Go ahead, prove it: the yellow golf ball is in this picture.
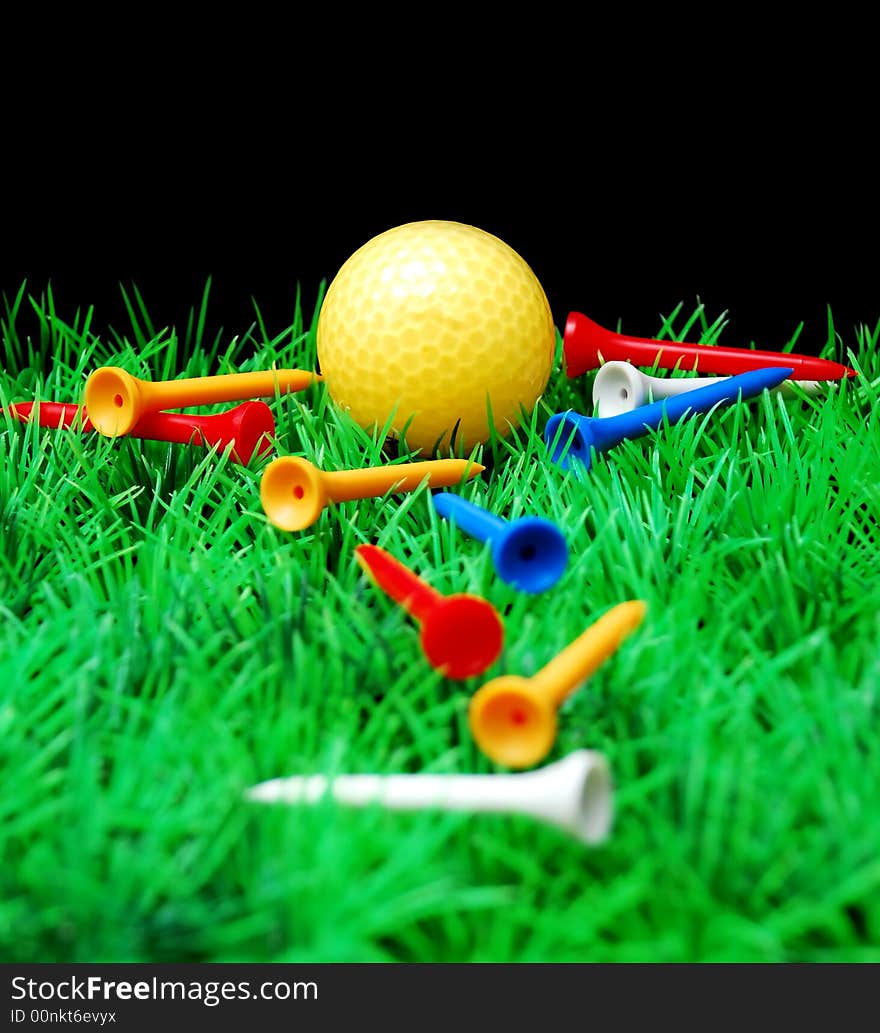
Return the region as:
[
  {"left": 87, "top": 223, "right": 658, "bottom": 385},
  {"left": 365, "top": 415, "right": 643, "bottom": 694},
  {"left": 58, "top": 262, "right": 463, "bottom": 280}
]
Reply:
[{"left": 316, "top": 220, "right": 556, "bottom": 453}]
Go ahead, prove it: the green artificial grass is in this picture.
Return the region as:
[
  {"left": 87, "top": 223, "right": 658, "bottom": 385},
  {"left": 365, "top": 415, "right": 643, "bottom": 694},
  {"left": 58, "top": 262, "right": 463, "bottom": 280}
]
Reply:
[{"left": 1, "top": 281, "right": 879, "bottom": 963}]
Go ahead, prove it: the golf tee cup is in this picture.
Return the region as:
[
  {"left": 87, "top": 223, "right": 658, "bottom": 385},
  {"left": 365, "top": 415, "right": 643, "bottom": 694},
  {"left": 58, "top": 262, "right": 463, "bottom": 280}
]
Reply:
[
  {"left": 354, "top": 544, "right": 503, "bottom": 679},
  {"left": 468, "top": 600, "right": 647, "bottom": 768},
  {"left": 247, "top": 749, "right": 614, "bottom": 845},
  {"left": 85, "top": 366, "right": 320, "bottom": 437},
  {"left": 260, "top": 456, "right": 485, "bottom": 531},
  {"left": 593, "top": 361, "right": 821, "bottom": 418}
]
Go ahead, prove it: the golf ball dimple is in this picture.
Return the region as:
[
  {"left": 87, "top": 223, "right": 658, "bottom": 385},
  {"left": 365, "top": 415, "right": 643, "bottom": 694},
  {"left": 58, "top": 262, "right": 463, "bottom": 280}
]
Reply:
[{"left": 317, "top": 220, "right": 556, "bottom": 453}]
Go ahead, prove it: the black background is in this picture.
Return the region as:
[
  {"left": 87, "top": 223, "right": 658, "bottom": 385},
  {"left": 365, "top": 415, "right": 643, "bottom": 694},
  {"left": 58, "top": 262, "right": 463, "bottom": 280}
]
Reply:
[
  {"left": 4, "top": 147, "right": 877, "bottom": 358},
  {"left": 3, "top": 32, "right": 877, "bottom": 363}
]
